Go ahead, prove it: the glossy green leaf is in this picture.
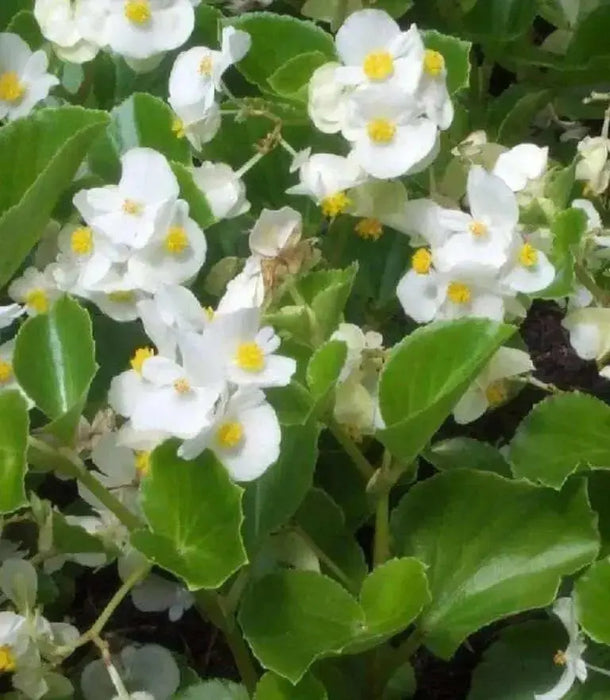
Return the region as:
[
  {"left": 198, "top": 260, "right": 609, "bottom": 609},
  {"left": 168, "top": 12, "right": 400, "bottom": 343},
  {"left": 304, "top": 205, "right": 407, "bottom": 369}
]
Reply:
[
  {"left": 575, "top": 557, "right": 610, "bottom": 644},
  {"left": 52, "top": 511, "right": 108, "bottom": 557},
  {"left": 239, "top": 570, "right": 364, "bottom": 683},
  {"left": 265, "top": 381, "right": 314, "bottom": 426},
  {"left": 0, "top": 107, "right": 109, "bottom": 287},
  {"left": 171, "top": 161, "right": 216, "bottom": 230},
  {"left": 0, "top": 0, "right": 32, "bottom": 28},
  {"left": 13, "top": 297, "right": 97, "bottom": 444},
  {"left": 509, "top": 393, "right": 610, "bottom": 488},
  {"left": 268, "top": 51, "right": 329, "bottom": 101},
  {"left": 242, "top": 421, "right": 319, "bottom": 554},
  {"left": 131, "top": 441, "right": 247, "bottom": 590},
  {"left": 391, "top": 470, "right": 599, "bottom": 658},
  {"left": 496, "top": 88, "right": 553, "bottom": 146},
  {"left": 6, "top": 10, "right": 43, "bottom": 47},
  {"left": 423, "top": 30, "right": 471, "bottom": 95},
  {"left": 425, "top": 437, "right": 512, "bottom": 477},
  {"left": 378, "top": 319, "right": 514, "bottom": 463},
  {"left": 567, "top": 5, "right": 610, "bottom": 63},
  {"left": 0, "top": 391, "right": 28, "bottom": 513},
  {"left": 229, "top": 13, "right": 335, "bottom": 92},
  {"left": 460, "top": 0, "right": 538, "bottom": 40},
  {"left": 255, "top": 672, "right": 327, "bottom": 699},
  {"left": 588, "top": 471, "right": 610, "bottom": 558},
  {"left": 175, "top": 680, "right": 249, "bottom": 699},
  {"left": 295, "top": 488, "right": 367, "bottom": 593},
  {"left": 306, "top": 340, "right": 347, "bottom": 411},
  {"left": 539, "top": 207, "right": 587, "bottom": 298},
  {"left": 383, "top": 663, "right": 416, "bottom": 700}
]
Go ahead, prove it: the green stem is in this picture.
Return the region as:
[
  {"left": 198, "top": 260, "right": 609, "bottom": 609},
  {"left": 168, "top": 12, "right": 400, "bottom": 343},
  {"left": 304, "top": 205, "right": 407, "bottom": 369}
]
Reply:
[
  {"left": 294, "top": 526, "right": 358, "bottom": 594},
  {"left": 195, "top": 591, "right": 259, "bottom": 694},
  {"left": 575, "top": 263, "right": 610, "bottom": 306},
  {"left": 327, "top": 418, "right": 375, "bottom": 481},
  {"left": 28, "top": 437, "right": 141, "bottom": 532},
  {"left": 373, "top": 451, "right": 392, "bottom": 568}
]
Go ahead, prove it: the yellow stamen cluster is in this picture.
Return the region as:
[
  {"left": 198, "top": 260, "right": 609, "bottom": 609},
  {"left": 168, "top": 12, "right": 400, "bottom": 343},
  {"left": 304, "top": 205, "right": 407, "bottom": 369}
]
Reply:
[
  {"left": 124, "top": 0, "right": 151, "bottom": 24},
  {"left": 130, "top": 346, "right": 155, "bottom": 374},
  {"left": 355, "top": 218, "right": 383, "bottom": 240},
  {"left": 0, "top": 645, "right": 15, "bottom": 673},
  {"left": 485, "top": 381, "right": 506, "bottom": 407},
  {"left": 71, "top": 226, "right": 94, "bottom": 256},
  {"left": 172, "top": 117, "right": 185, "bottom": 139},
  {"left": 25, "top": 289, "right": 49, "bottom": 314},
  {"left": 0, "top": 72, "right": 25, "bottom": 103},
  {"left": 122, "top": 199, "right": 142, "bottom": 215},
  {"left": 553, "top": 650, "right": 567, "bottom": 667},
  {"left": 321, "top": 192, "right": 351, "bottom": 218},
  {"left": 412, "top": 248, "right": 432, "bottom": 275},
  {"left": 164, "top": 226, "right": 189, "bottom": 254},
  {"left": 173, "top": 378, "right": 191, "bottom": 394},
  {"left": 447, "top": 282, "right": 471, "bottom": 304},
  {"left": 108, "top": 290, "right": 135, "bottom": 303},
  {"left": 0, "top": 360, "right": 12, "bottom": 385},
  {"left": 235, "top": 342, "right": 265, "bottom": 372},
  {"left": 199, "top": 55, "right": 213, "bottom": 76},
  {"left": 216, "top": 421, "right": 244, "bottom": 449},
  {"left": 519, "top": 242, "right": 538, "bottom": 268},
  {"left": 363, "top": 51, "right": 394, "bottom": 81},
  {"left": 469, "top": 220, "right": 487, "bottom": 237},
  {"left": 134, "top": 451, "right": 151, "bottom": 477},
  {"left": 423, "top": 49, "right": 445, "bottom": 77},
  {"left": 367, "top": 118, "right": 396, "bottom": 143}
]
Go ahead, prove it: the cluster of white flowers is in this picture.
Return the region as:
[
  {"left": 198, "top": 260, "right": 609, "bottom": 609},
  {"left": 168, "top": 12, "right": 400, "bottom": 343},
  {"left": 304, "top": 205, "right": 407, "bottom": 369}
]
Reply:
[{"left": 396, "top": 162, "right": 556, "bottom": 325}]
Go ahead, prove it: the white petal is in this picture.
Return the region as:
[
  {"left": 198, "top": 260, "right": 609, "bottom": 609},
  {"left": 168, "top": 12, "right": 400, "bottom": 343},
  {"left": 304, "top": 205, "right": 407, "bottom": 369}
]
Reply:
[
  {"left": 468, "top": 165, "right": 519, "bottom": 231},
  {"left": 335, "top": 9, "right": 401, "bottom": 65},
  {"left": 396, "top": 269, "right": 444, "bottom": 323},
  {"left": 534, "top": 666, "right": 577, "bottom": 700},
  {"left": 453, "top": 387, "right": 488, "bottom": 424}
]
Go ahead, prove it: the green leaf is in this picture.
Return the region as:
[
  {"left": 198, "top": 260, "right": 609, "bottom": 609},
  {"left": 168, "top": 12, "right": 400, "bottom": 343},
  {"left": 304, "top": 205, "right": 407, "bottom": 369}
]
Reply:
[
  {"left": 268, "top": 51, "right": 329, "bottom": 101},
  {"left": 175, "top": 680, "right": 249, "bottom": 699},
  {"left": 13, "top": 297, "right": 97, "bottom": 444},
  {"left": 425, "top": 437, "right": 512, "bottom": 477},
  {"left": 350, "top": 558, "right": 430, "bottom": 652},
  {"left": 0, "top": 0, "right": 32, "bottom": 28},
  {"left": 377, "top": 319, "right": 514, "bottom": 463},
  {"left": 575, "top": 557, "right": 610, "bottom": 644},
  {"left": 460, "top": 0, "right": 538, "bottom": 40},
  {"left": 242, "top": 421, "right": 320, "bottom": 554},
  {"left": 229, "top": 13, "right": 335, "bottom": 92},
  {"left": 6, "top": 10, "right": 43, "bottom": 47},
  {"left": 295, "top": 488, "right": 367, "bottom": 593},
  {"left": 0, "top": 107, "right": 109, "bottom": 287},
  {"left": 0, "top": 391, "right": 28, "bottom": 513},
  {"left": 306, "top": 340, "right": 347, "bottom": 413},
  {"left": 567, "top": 5, "right": 610, "bottom": 63},
  {"left": 509, "top": 393, "right": 610, "bottom": 489},
  {"left": 545, "top": 162, "right": 576, "bottom": 211},
  {"left": 265, "top": 381, "right": 314, "bottom": 426},
  {"left": 255, "top": 672, "right": 327, "bottom": 699},
  {"left": 423, "top": 30, "right": 471, "bottom": 95},
  {"left": 588, "top": 471, "right": 610, "bottom": 558},
  {"left": 239, "top": 570, "right": 364, "bottom": 684},
  {"left": 539, "top": 206, "right": 586, "bottom": 298},
  {"left": 52, "top": 512, "right": 108, "bottom": 556},
  {"left": 383, "top": 663, "right": 416, "bottom": 700},
  {"left": 131, "top": 441, "right": 247, "bottom": 590},
  {"left": 171, "top": 161, "right": 216, "bottom": 230},
  {"left": 192, "top": 4, "right": 223, "bottom": 47},
  {"left": 496, "top": 88, "right": 553, "bottom": 146},
  {"left": 391, "top": 470, "right": 599, "bottom": 658}
]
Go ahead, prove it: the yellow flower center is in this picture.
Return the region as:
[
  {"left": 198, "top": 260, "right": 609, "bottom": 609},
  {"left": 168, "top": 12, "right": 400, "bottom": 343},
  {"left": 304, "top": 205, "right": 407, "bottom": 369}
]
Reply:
[
  {"left": 124, "top": 0, "right": 151, "bottom": 24},
  {"left": 164, "top": 226, "right": 189, "bottom": 255},
  {"left": 424, "top": 49, "right": 445, "bottom": 77},
  {"left": 554, "top": 650, "right": 567, "bottom": 667},
  {"left": 367, "top": 118, "right": 396, "bottom": 143},
  {"left": 25, "top": 289, "right": 49, "bottom": 314},
  {"left": 172, "top": 117, "right": 185, "bottom": 139},
  {"left": 130, "top": 346, "right": 155, "bottom": 374},
  {"left": 70, "top": 226, "right": 93, "bottom": 255},
  {"left": 485, "top": 381, "right": 506, "bottom": 407},
  {"left": 216, "top": 421, "right": 244, "bottom": 449},
  {"left": 122, "top": 199, "right": 142, "bottom": 215},
  {"left": 363, "top": 51, "right": 394, "bottom": 81},
  {"left": 108, "top": 291, "right": 135, "bottom": 303},
  {"left": 321, "top": 192, "right": 351, "bottom": 218},
  {"left": 203, "top": 306, "right": 215, "bottom": 320},
  {"left": 199, "top": 55, "right": 213, "bottom": 76},
  {"left": 469, "top": 220, "right": 488, "bottom": 237},
  {"left": 412, "top": 248, "right": 432, "bottom": 275},
  {"left": 355, "top": 218, "right": 383, "bottom": 240},
  {"left": 0, "top": 360, "right": 12, "bottom": 385},
  {"left": 0, "top": 645, "right": 16, "bottom": 673},
  {"left": 235, "top": 342, "right": 265, "bottom": 372},
  {"left": 447, "top": 282, "right": 471, "bottom": 304},
  {"left": 519, "top": 242, "right": 538, "bottom": 267},
  {"left": 0, "top": 72, "right": 25, "bottom": 103},
  {"left": 134, "top": 450, "right": 151, "bottom": 477},
  {"left": 173, "top": 378, "right": 192, "bottom": 394}
]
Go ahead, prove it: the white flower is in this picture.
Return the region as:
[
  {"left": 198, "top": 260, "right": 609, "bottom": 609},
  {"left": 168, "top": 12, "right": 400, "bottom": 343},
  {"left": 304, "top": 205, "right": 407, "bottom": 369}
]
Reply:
[
  {"left": 190, "top": 162, "right": 250, "bottom": 220},
  {"left": 575, "top": 136, "right": 610, "bottom": 194},
  {"left": 87, "top": 288, "right": 150, "bottom": 323},
  {"left": 342, "top": 86, "right": 439, "bottom": 178},
  {"left": 452, "top": 347, "right": 533, "bottom": 424},
  {"left": 78, "top": 0, "right": 195, "bottom": 60},
  {"left": 8, "top": 266, "right": 60, "bottom": 316},
  {"left": 500, "top": 240, "right": 555, "bottom": 295},
  {"left": 0, "top": 303, "right": 24, "bottom": 329},
  {"left": 169, "top": 26, "right": 251, "bottom": 114},
  {"left": 286, "top": 152, "right": 365, "bottom": 217},
  {"left": 249, "top": 206, "right": 302, "bottom": 258},
  {"left": 74, "top": 148, "right": 179, "bottom": 249},
  {"left": 308, "top": 62, "right": 350, "bottom": 134},
  {"left": 331, "top": 322, "right": 382, "bottom": 381},
  {"left": 0, "top": 340, "right": 34, "bottom": 409},
  {"left": 0, "top": 33, "right": 59, "bottom": 121},
  {"left": 562, "top": 307, "right": 610, "bottom": 371},
  {"left": 334, "top": 11, "right": 423, "bottom": 92},
  {"left": 205, "top": 307, "right": 296, "bottom": 388},
  {"left": 216, "top": 255, "right": 265, "bottom": 314},
  {"left": 394, "top": 198, "right": 454, "bottom": 247},
  {"left": 130, "top": 573, "right": 194, "bottom": 621},
  {"left": 179, "top": 387, "right": 281, "bottom": 480},
  {"left": 34, "top": 0, "right": 100, "bottom": 63},
  {"left": 492, "top": 143, "right": 549, "bottom": 193},
  {"left": 535, "top": 597, "right": 587, "bottom": 700},
  {"left": 172, "top": 101, "right": 221, "bottom": 152}
]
